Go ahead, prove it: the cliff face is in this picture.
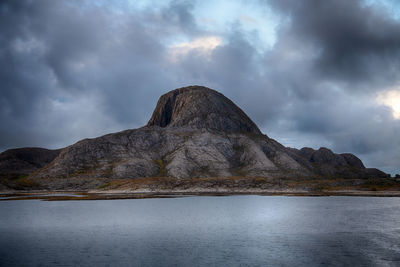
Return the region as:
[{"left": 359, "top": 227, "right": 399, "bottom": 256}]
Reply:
[
  {"left": 0, "top": 86, "right": 388, "bottom": 189},
  {"left": 147, "top": 86, "right": 261, "bottom": 134}
]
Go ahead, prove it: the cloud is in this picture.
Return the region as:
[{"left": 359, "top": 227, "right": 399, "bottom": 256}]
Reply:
[
  {"left": 239, "top": 15, "right": 258, "bottom": 24},
  {"left": 377, "top": 89, "right": 400, "bottom": 119},
  {"left": 267, "top": 0, "right": 400, "bottom": 89},
  {"left": 168, "top": 36, "right": 222, "bottom": 61}
]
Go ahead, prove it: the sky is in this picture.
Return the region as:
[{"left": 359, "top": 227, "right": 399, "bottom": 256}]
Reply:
[{"left": 1, "top": 0, "right": 400, "bottom": 174}]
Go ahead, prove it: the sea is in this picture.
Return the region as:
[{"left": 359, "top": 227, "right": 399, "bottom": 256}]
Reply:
[{"left": 1, "top": 195, "right": 400, "bottom": 266}]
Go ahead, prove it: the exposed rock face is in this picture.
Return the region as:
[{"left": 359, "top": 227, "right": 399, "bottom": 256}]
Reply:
[
  {"left": 0, "top": 148, "right": 61, "bottom": 179},
  {"left": 147, "top": 86, "right": 261, "bottom": 134},
  {"left": 32, "top": 127, "right": 307, "bottom": 180},
  {"left": 0, "top": 86, "right": 388, "bottom": 189}
]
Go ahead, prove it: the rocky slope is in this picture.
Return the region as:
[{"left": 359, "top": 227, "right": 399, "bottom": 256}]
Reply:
[{"left": 0, "top": 86, "right": 389, "bottom": 190}]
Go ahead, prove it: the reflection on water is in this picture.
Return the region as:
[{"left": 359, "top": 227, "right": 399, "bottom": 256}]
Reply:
[{"left": 0, "top": 196, "right": 400, "bottom": 266}]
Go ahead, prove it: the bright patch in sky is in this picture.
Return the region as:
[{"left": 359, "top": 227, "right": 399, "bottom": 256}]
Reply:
[
  {"left": 364, "top": 0, "right": 400, "bottom": 20},
  {"left": 168, "top": 36, "right": 222, "bottom": 61},
  {"left": 377, "top": 89, "right": 400, "bottom": 119}
]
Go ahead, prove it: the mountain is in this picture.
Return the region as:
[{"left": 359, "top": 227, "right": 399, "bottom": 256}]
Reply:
[{"left": 0, "top": 86, "right": 389, "bottom": 191}]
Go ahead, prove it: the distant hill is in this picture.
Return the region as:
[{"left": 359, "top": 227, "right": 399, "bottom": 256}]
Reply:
[{"left": 0, "top": 147, "right": 60, "bottom": 179}]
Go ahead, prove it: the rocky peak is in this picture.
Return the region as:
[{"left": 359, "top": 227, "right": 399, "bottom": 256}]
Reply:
[{"left": 147, "top": 86, "right": 261, "bottom": 134}]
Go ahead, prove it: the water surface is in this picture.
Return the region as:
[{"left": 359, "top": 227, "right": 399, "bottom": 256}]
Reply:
[{"left": 1, "top": 196, "right": 400, "bottom": 266}]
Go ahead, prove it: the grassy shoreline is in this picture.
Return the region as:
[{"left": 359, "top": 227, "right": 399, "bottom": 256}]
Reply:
[{"left": 2, "top": 189, "right": 400, "bottom": 201}]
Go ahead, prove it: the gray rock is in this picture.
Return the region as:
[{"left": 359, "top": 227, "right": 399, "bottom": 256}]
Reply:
[{"left": 147, "top": 86, "right": 261, "bottom": 134}]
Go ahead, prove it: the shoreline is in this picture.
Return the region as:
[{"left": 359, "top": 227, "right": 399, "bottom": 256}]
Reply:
[{"left": 2, "top": 189, "right": 400, "bottom": 201}]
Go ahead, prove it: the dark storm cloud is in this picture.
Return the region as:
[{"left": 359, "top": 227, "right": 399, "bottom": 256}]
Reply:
[
  {"left": 267, "top": 0, "right": 400, "bottom": 87},
  {"left": 162, "top": 0, "right": 197, "bottom": 32},
  {"left": 0, "top": 0, "right": 191, "bottom": 149},
  {"left": 0, "top": 1, "right": 58, "bottom": 144}
]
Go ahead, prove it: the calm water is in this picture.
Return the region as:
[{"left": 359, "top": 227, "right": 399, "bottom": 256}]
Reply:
[{"left": 1, "top": 196, "right": 400, "bottom": 266}]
